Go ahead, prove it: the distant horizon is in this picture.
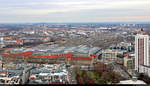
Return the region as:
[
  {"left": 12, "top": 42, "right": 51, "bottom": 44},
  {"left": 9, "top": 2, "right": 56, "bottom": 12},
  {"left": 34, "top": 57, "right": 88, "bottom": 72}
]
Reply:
[{"left": 0, "top": 21, "right": 150, "bottom": 24}]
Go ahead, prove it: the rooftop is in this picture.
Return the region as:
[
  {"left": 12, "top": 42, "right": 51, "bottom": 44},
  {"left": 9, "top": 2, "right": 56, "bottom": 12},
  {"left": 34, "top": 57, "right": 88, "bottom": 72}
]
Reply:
[
  {"left": 29, "top": 64, "right": 68, "bottom": 84},
  {"left": 9, "top": 44, "right": 102, "bottom": 56},
  {"left": 119, "top": 80, "right": 146, "bottom": 84}
]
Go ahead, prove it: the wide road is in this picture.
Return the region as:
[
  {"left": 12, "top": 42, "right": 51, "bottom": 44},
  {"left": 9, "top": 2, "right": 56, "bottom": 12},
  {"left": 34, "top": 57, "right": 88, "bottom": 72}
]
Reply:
[
  {"left": 112, "top": 62, "right": 131, "bottom": 79},
  {"left": 99, "top": 57, "right": 131, "bottom": 79}
]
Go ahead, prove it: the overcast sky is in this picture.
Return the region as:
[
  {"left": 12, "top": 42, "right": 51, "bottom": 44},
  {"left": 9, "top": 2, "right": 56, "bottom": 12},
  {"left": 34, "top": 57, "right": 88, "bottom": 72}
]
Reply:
[{"left": 0, "top": 0, "right": 150, "bottom": 23}]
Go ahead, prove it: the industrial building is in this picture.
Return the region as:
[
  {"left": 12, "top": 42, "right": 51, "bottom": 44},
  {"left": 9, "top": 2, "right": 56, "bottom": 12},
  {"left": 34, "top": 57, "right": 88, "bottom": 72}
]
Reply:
[
  {"left": 2, "top": 45, "right": 102, "bottom": 66},
  {"left": 21, "top": 37, "right": 42, "bottom": 44}
]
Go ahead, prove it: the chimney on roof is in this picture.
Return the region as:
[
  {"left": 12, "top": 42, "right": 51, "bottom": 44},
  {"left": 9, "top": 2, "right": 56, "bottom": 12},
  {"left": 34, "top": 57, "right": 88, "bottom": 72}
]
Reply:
[
  {"left": 138, "top": 27, "right": 147, "bottom": 35},
  {"left": 141, "top": 27, "right": 144, "bottom": 32}
]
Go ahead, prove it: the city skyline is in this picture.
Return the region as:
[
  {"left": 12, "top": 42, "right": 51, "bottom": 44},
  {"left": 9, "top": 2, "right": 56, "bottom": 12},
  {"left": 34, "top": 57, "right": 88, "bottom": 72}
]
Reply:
[{"left": 0, "top": 0, "right": 150, "bottom": 23}]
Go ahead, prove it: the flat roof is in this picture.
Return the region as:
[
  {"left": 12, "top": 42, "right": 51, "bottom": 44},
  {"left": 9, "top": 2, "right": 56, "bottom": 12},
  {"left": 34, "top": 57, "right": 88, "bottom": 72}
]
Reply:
[
  {"left": 10, "top": 45, "right": 102, "bottom": 55},
  {"left": 119, "top": 80, "right": 146, "bottom": 84}
]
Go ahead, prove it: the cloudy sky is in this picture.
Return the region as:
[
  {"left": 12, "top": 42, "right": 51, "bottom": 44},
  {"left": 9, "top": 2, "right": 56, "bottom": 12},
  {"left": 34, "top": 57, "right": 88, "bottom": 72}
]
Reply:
[{"left": 0, "top": 0, "right": 150, "bottom": 23}]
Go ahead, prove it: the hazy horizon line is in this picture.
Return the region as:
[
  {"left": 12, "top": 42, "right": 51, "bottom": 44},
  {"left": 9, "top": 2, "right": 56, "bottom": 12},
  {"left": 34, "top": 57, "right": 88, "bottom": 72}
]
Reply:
[{"left": 0, "top": 21, "right": 150, "bottom": 24}]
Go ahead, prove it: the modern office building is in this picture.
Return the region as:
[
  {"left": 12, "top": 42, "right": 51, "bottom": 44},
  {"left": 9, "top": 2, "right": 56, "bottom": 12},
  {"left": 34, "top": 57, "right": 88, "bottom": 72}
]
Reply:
[{"left": 135, "top": 30, "right": 149, "bottom": 73}]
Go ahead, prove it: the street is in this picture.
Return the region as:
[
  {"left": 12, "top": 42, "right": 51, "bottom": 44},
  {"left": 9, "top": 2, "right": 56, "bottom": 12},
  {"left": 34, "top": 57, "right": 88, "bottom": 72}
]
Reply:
[
  {"left": 112, "top": 62, "right": 131, "bottom": 79},
  {"left": 100, "top": 57, "right": 131, "bottom": 79},
  {"left": 67, "top": 65, "right": 77, "bottom": 84}
]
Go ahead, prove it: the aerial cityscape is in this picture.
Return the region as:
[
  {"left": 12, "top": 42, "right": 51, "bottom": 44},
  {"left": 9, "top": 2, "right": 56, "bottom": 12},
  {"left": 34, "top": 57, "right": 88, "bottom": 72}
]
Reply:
[{"left": 0, "top": 0, "right": 150, "bottom": 85}]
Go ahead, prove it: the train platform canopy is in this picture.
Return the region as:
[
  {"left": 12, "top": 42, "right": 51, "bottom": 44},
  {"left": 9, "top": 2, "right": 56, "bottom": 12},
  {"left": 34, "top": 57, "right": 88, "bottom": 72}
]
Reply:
[{"left": 9, "top": 45, "right": 102, "bottom": 56}]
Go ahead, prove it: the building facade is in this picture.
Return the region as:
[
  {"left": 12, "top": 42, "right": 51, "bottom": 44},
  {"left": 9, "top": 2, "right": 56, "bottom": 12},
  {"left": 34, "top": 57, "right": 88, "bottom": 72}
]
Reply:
[{"left": 135, "top": 33, "right": 149, "bottom": 73}]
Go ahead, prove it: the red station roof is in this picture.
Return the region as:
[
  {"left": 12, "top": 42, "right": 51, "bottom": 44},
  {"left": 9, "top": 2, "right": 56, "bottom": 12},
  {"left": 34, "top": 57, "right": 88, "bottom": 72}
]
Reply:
[
  {"left": 142, "top": 33, "right": 148, "bottom": 35},
  {"left": 3, "top": 54, "right": 16, "bottom": 57},
  {"left": 3, "top": 52, "right": 94, "bottom": 60},
  {"left": 27, "top": 55, "right": 59, "bottom": 58}
]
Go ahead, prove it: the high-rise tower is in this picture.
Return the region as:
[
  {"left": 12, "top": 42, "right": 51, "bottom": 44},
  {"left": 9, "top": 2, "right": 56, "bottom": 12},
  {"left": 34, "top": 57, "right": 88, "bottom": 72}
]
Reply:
[{"left": 135, "top": 28, "right": 149, "bottom": 72}]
